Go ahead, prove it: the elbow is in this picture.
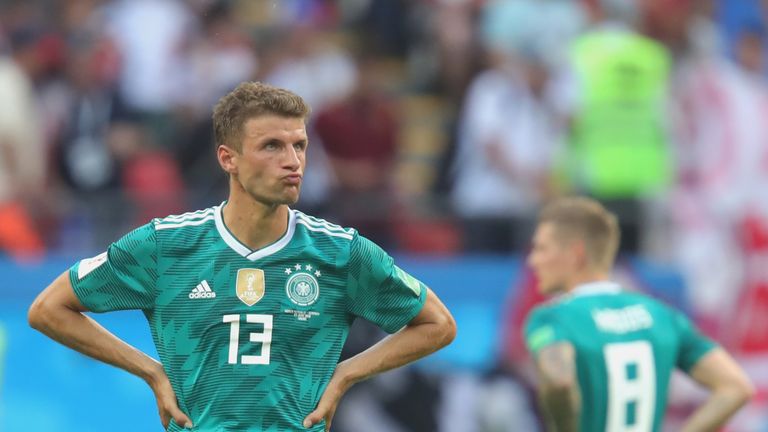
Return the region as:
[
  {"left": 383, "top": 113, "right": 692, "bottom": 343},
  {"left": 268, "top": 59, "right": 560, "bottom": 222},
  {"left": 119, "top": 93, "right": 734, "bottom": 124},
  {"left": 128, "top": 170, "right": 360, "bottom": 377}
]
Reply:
[
  {"left": 733, "top": 376, "right": 756, "bottom": 407},
  {"left": 432, "top": 308, "right": 457, "bottom": 349},
  {"left": 410, "top": 307, "right": 456, "bottom": 351},
  {"left": 28, "top": 296, "right": 46, "bottom": 331},
  {"left": 28, "top": 297, "right": 44, "bottom": 331},
  {"left": 28, "top": 294, "right": 53, "bottom": 332},
  {"left": 716, "top": 374, "right": 756, "bottom": 409}
]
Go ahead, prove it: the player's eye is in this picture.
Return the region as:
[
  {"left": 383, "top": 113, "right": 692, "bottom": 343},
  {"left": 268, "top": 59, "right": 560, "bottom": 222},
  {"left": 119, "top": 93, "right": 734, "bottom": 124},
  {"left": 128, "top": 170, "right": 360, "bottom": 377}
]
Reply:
[
  {"left": 264, "top": 141, "right": 280, "bottom": 150},
  {"left": 293, "top": 141, "right": 307, "bottom": 152}
]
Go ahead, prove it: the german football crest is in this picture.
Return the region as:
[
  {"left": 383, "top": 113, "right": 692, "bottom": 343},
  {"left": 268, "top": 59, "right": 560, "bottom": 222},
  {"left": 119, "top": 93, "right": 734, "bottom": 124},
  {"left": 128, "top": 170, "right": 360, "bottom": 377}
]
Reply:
[
  {"left": 236, "top": 269, "right": 265, "bottom": 306},
  {"left": 284, "top": 263, "right": 320, "bottom": 306}
]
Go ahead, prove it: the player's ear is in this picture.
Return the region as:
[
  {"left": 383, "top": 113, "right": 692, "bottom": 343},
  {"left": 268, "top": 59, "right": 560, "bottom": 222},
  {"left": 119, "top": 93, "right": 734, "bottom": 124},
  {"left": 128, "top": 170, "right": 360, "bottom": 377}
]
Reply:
[
  {"left": 572, "top": 239, "right": 588, "bottom": 268},
  {"left": 217, "top": 144, "right": 238, "bottom": 174}
]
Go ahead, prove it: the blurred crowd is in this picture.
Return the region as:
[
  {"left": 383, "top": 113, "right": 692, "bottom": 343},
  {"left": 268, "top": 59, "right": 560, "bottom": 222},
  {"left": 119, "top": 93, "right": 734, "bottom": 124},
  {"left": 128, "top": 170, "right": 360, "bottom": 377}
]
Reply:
[
  {"left": 4, "top": 0, "right": 768, "bottom": 430},
  {"left": 3, "top": 0, "right": 768, "bottom": 337}
]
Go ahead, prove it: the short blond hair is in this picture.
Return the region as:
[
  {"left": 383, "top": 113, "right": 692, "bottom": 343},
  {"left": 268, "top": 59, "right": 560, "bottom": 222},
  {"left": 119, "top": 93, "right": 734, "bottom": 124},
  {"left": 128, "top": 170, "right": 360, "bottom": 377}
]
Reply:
[
  {"left": 212, "top": 82, "right": 310, "bottom": 152},
  {"left": 538, "top": 196, "right": 620, "bottom": 271}
]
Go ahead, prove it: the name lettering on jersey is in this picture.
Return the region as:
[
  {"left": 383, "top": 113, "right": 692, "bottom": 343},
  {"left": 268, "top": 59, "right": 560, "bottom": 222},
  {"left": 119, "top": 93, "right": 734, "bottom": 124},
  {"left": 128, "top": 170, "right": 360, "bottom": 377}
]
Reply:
[
  {"left": 236, "top": 269, "right": 266, "bottom": 306},
  {"left": 592, "top": 305, "right": 654, "bottom": 334}
]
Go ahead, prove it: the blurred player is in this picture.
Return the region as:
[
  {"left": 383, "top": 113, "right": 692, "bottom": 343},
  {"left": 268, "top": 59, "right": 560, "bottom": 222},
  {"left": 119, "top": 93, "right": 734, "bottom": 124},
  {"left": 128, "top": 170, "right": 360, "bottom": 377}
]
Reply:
[
  {"left": 524, "top": 196, "right": 752, "bottom": 431},
  {"left": 28, "top": 82, "right": 456, "bottom": 431}
]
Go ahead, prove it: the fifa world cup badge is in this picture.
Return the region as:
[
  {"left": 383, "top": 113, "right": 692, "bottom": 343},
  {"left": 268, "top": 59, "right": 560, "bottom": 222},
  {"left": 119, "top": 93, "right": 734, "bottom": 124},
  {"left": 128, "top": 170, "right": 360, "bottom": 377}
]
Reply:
[{"left": 236, "top": 268, "right": 266, "bottom": 306}]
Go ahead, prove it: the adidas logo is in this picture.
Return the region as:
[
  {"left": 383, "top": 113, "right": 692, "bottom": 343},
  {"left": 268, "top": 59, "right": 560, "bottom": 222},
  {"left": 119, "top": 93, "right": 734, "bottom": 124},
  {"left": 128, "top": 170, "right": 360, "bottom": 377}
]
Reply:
[{"left": 189, "top": 280, "right": 216, "bottom": 299}]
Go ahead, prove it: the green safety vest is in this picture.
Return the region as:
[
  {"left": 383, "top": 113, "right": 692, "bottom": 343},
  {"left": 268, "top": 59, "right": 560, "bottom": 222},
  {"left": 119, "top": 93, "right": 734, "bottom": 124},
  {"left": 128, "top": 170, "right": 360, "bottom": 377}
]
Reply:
[{"left": 568, "top": 29, "right": 672, "bottom": 198}]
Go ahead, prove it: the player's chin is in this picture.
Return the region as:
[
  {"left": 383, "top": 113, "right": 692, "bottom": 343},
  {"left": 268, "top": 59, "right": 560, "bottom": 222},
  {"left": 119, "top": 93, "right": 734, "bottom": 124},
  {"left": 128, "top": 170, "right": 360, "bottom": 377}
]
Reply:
[
  {"left": 538, "top": 280, "right": 556, "bottom": 295},
  {"left": 280, "top": 188, "right": 301, "bottom": 205}
]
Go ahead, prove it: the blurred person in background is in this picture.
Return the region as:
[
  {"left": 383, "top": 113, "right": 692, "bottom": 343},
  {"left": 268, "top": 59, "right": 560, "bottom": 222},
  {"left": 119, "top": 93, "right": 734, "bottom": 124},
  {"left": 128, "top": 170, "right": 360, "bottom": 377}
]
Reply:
[
  {"left": 175, "top": 0, "right": 257, "bottom": 119},
  {"left": 108, "top": 120, "right": 186, "bottom": 227},
  {"left": 54, "top": 31, "right": 122, "bottom": 196},
  {"left": 524, "top": 196, "right": 753, "bottom": 432},
  {"left": 726, "top": 22, "right": 768, "bottom": 368},
  {"left": 426, "top": 0, "right": 484, "bottom": 101},
  {"left": 50, "top": 30, "right": 128, "bottom": 250},
  {"left": 259, "top": 24, "right": 357, "bottom": 114},
  {"left": 480, "top": 0, "right": 588, "bottom": 75},
  {"left": 450, "top": 47, "right": 562, "bottom": 253},
  {"left": 102, "top": 0, "right": 195, "bottom": 147},
  {"left": 173, "top": 0, "right": 257, "bottom": 208},
  {"left": 314, "top": 52, "right": 400, "bottom": 248},
  {"left": 560, "top": 0, "right": 673, "bottom": 254},
  {"left": 0, "top": 27, "right": 48, "bottom": 260},
  {"left": 446, "top": 0, "right": 587, "bottom": 254},
  {"left": 28, "top": 81, "right": 455, "bottom": 431},
  {"left": 671, "top": 8, "right": 768, "bottom": 349},
  {"left": 670, "top": 14, "right": 768, "bottom": 427}
]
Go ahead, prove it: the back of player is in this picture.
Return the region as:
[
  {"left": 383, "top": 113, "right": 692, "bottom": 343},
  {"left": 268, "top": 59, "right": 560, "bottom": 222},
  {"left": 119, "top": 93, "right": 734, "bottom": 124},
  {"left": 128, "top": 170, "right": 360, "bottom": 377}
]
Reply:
[{"left": 525, "top": 282, "right": 715, "bottom": 432}]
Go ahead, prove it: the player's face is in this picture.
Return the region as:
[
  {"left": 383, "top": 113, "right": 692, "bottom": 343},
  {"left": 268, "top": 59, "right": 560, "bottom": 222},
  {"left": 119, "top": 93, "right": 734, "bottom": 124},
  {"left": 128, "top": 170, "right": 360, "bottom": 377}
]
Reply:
[
  {"left": 527, "top": 222, "right": 577, "bottom": 295},
  {"left": 228, "top": 115, "right": 308, "bottom": 206}
]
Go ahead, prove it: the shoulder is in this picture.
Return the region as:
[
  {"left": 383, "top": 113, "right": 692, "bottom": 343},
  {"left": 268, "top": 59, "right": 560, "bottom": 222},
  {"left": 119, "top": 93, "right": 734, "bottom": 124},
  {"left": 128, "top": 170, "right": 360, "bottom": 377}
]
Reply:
[
  {"left": 152, "top": 206, "right": 217, "bottom": 233},
  {"left": 292, "top": 210, "right": 356, "bottom": 242},
  {"left": 524, "top": 304, "right": 569, "bottom": 354},
  {"left": 622, "top": 291, "right": 673, "bottom": 315},
  {"left": 466, "top": 69, "right": 513, "bottom": 99},
  {"left": 292, "top": 211, "right": 397, "bottom": 272},
  {"left": 148, "top": 206, "right": 218, "bottom": 250},
  {"left": 525, "top": 293, "right": 586, "bottom": 329},
  {"left": 525, "top": 303, "right": 558, "bottom": 328}
]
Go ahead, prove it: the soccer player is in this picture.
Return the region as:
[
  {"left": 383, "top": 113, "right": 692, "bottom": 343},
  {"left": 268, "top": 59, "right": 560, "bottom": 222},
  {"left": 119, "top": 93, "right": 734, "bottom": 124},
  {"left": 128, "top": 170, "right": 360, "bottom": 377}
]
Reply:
[
  {"left": 523, "top": 197, "right": 753, "bottom": 432},
  {"left": 28, "top": 82, "right": 456, "bottom": 431}
]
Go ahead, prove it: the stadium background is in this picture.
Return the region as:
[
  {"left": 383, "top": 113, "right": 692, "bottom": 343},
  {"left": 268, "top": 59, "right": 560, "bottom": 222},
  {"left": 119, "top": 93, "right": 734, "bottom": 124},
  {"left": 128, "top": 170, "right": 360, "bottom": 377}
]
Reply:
[{"left": 2, "top": 0, "right": 768, "bottom": 430}]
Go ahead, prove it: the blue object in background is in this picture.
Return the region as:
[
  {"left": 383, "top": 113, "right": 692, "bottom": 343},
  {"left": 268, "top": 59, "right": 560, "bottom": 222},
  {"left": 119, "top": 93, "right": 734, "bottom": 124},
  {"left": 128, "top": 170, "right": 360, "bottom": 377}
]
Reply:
[
  {"left": 397, "top": 255, "right": 522, "bottom": 372},
  {"left": 0, "top": 257, "right": 161, "bottom": 432},
  {"left": 717, "top": 0, "right": 765, "bottom": 57},
  {"left": 0, "top": 255, "right": 686, "bottom": 432}
]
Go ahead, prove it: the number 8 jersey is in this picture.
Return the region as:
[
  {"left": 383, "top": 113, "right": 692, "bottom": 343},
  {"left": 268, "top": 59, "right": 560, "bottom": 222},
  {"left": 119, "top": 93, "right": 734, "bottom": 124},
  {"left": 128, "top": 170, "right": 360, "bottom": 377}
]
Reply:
[
  {"left": 70, "top": 203, "right": 427, "bottom": 432},
  {"left": 524, "top": 281, "right": 716, "bottom": 432}
]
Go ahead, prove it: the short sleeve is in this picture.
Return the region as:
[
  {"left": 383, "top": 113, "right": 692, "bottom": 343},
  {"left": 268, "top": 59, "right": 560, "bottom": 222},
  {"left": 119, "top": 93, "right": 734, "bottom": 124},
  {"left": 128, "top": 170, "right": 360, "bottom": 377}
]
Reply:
[
  {"left": 346, "top": 235, "right": 427, "bottom": 333},
  {"left": 69, "top": 223, "right": 158, "bottom": 312},
  {"left": 524, "top": 307, "right": 569, "bottom": 355},
  {"left": 673, "top": 309, "right": 717, "bottom": 373}
]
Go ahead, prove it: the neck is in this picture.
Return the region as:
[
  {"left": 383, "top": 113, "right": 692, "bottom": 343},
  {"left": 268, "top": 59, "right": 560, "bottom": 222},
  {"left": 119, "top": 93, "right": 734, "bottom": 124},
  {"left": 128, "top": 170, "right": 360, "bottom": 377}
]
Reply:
[
  {"left": 563, "top": 269, "right": 611, "bottom": 294},
  {"left": 222, "top": 190, "right": 289, "bottom": 251}
]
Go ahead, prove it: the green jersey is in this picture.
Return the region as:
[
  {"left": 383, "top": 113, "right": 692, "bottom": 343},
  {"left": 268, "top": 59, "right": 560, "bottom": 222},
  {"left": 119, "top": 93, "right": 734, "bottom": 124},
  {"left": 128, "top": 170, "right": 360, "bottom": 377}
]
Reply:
[
  {"left": 524, "top": 282, "right": 716, "bottom": 432},
  {"left": 70, "top": 203, "right": 427, "bottom": 431}
]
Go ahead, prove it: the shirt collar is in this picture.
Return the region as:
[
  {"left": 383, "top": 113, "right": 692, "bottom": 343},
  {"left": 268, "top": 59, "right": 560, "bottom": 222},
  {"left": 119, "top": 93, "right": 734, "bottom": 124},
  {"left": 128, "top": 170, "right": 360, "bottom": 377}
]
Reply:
[
  {"left": 214, "top": 202, "right": 296, "bottom": 261},
  {"left": 571, "top": 280, "right": 622, "bottom": 297}
]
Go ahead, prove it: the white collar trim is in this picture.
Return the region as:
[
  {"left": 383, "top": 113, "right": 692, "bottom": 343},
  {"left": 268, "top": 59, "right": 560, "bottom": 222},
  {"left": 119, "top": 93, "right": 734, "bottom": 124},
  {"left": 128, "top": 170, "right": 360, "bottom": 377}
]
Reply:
[
  {"left": 571, "top": 280, "right": 621, "bottom": 297},
  {"left": 214, "top": 202, "right": 296, "bottom": 261}
]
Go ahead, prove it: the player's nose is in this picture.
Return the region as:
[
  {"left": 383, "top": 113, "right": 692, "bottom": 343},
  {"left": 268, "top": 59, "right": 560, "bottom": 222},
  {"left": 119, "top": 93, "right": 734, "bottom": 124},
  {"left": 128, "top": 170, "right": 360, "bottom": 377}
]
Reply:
[{"left": 283, "top": 146, "right": 301, "bottom": 170}]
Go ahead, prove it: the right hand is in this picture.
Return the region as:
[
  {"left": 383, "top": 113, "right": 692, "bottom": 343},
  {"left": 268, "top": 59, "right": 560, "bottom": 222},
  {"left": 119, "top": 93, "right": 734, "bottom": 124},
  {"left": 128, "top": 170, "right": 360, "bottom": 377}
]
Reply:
[{"left": 148, "top": 366, "right": 193, "bottom": 430}]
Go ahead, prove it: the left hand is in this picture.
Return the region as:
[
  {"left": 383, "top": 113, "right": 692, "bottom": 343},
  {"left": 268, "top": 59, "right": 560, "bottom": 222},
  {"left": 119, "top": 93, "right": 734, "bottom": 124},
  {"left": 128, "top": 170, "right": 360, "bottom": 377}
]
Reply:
[{"left": 303, "top": 366, "right": 351, "bottom": 431}]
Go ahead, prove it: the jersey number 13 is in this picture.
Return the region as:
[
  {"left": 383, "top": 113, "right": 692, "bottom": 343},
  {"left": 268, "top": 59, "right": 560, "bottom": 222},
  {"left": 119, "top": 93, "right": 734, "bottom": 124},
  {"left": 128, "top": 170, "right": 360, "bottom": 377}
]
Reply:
[{"left": 223, "top": 314, "right": 273, "bottom": 365}]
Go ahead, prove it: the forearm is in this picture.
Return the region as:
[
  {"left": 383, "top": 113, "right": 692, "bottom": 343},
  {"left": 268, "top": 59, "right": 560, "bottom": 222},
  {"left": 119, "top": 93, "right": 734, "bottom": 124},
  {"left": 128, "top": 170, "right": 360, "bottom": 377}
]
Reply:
[
  {"left": 540, "top": 385, "right": 580, "bottom": 432},
  {"left": 336, "top": 320, "right": 452, "bottom": 388},
  {"left": 680, "top": 389, "right": 750, "bottom": 432},
  {"left": 683, "top": 348, "right": 754, "bottom": 432},
  {"left": 29, "top": 304, "right": 162, "bottom": 384}
]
